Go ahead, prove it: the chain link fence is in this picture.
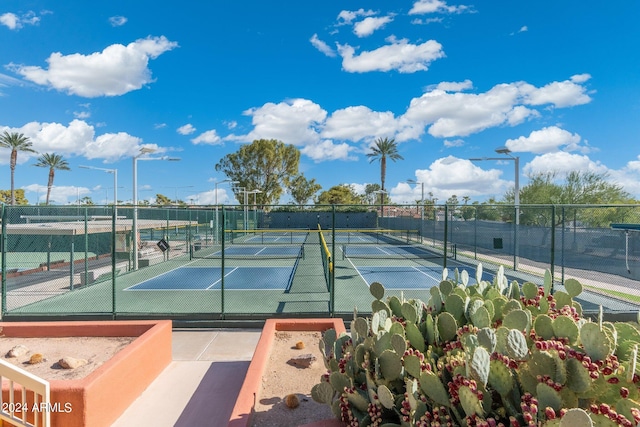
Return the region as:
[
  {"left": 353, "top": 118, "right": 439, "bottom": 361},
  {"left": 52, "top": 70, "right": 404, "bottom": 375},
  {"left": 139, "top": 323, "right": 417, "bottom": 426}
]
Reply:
[{"left": 2, "top": 203, "right": 638, "bottom": 320}]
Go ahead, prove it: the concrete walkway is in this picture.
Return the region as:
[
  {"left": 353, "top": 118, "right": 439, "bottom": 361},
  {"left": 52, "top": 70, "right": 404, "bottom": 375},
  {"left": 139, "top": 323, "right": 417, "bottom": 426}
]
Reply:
[{"left": 111, "top": 328, "right": 262, "bottom": 427}]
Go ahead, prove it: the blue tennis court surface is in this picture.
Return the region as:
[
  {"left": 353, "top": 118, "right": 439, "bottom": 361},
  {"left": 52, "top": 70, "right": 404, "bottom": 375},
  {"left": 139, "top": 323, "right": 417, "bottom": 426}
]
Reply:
[
  {"left": 356, "top": 266, "right": 491, "bottom": 289},
  {"left": 344, "top": 245, "right": 438, "bottom": 258},
  {"left": 125, "top": 266, "right": 296, "bottom": 291}
]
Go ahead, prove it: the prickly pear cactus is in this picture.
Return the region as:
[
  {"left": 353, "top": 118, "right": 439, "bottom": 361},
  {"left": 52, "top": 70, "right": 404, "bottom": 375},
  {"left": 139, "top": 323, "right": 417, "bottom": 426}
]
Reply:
[{"left": 312, "top": 263, "right": 640, "bottom": 427}]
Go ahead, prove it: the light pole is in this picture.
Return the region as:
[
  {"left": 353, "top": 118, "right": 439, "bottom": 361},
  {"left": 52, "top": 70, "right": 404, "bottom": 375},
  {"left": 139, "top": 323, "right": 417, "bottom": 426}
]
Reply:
[
  {"left": 373, "top": 190, "right": 387, "bottom": 225},
  {"left": 132, "top": 148, "right": 180, "bottom": 270},
  {"left": 407, "top": 179, "right": 424, "bottom": 242},
  {"left": 470, "top": 146, "right": 520, "bottom": 269},
  {"left": 214, "top": 179, "right": 238, "bottom": 243},
  {"left": 248, "top": 189, "right": 262, "bottom": 228},
  {"left": 79, "top": 165, "right": 118, "bottom": 219}
]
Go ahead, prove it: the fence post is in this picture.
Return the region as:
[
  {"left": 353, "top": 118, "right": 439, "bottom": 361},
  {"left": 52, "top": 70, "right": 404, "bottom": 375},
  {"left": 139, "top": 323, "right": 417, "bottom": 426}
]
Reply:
[
  {"left": 112, "top": 206, "right": 117, "bottom": 319},
  {"left": 550, "top": 205, "right": 556, "bottom": 294},
  {"left": 443, "top": 205, "right": 448, "bottom": 270},
  {"left": 84, "top": 207, "right": 89, "bottom": 289},
  {"left": 1, "top": 204, "right": 6, "bottom": 317},
  {"left": 330, "top": 205, "right": 335, "bottom": 317},
  {"left": 221, "top": 207, "right": 226, "bottom": 320}
]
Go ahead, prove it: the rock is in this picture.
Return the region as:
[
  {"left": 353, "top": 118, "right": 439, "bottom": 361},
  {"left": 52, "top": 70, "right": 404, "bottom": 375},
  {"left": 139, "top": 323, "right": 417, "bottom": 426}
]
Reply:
[
  {"left": 295, "top": 341, "right": 305, "bottom": 349},
  {"left": 28, "top": 353, "right": 44, "bottom": 364},
  {"left": 58, "top": 356, "right": 88, "bottom": 369},
  {"left": 288, "top": 353, "right": 316, "bottom": 369},
  {"left": 285, "top": 393, "right": 300, "bottom": 408},
  {"left": 6, "top": 345, "right": 29, "bottom": 358}
]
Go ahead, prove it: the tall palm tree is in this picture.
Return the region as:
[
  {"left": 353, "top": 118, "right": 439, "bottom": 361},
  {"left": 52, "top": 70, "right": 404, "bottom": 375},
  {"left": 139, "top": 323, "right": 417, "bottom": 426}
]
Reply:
[
  {"left": 0, "top": 131, "right": 37, "bottom": 205},
  {"left": 366, "top": 137, "right": 404, "bottom": 191},
  {"left": 33, "top": 153, "right": 71, "bottom": 205}
]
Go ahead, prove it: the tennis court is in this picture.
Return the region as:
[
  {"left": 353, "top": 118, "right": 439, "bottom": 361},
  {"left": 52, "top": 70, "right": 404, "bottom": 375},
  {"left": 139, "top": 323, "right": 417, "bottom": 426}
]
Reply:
[{"left": 125, "top": 265, "right": 297, "bottom": 291}]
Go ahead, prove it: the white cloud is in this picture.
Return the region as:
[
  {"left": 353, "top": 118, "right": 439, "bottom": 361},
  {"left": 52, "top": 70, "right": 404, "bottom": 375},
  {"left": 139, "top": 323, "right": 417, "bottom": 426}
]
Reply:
[
  {"left": 192, "top": 130, "right": 222, "bottom": 145},
  {"left": 310, "top": 34, "right": 336, "bottom": 57},
  {"left": 154, "top": 123, "right": 167, "bottom": 129},
  {"left": 22, "top": 184, "right": 89, "bottom": 205},
  {"left": 520, "top": 74, "right": 592, "bottom": 108},
  {"left": 301, "top": 140, "right": 357, "bottom": 162},
  {"left": 409, "top": 0, "right": 471, "bottom": 15},
  {"left": 177, "top": 124, "right": 196, "bottom": 135},
  {"left": 519, "top": 26, "right": 528, "bottom": 33},
  {"left": 109, "top": 16, "right": 127, "bottom": 27},
  {"left": 337, "top": 9, "right": 376, "bottom": 25},
  {"left": 323, "top": 106, "right": 398, "bottom": 143},
  {"left": 402, "top": 77, "right": 590, "bottom": 138},
  {"left": 231, "top": 98, "right": 327, "bottom": 146},
  {"left": 353, "top": 16, "right": 393, "bottom": 38},
  {"left": 0, "top": 11, "right": 41, "bottom": 30},
  {"left": 0, "top": 120, "right": 151, "bottom": 164},
  {"left": 225, "top": 120, "right": 237, "bottom": 129},
  {"left": 390, "top": 156, "right": 507, "bottom": 203},
  {"left": 524, "top": 152, "right": 608, "bottom": 178},
  {"left": 11, "top": 36, "right": 178, "bottom": 97},
  {"left": 444, "top": 138, "right": 464, "bottom": 147},
  {"left": 505, "top": 126, "right": 582, "bottom": 154},
  {"left": 435, "top": 79, "right": 473, "bottom": 92},
  {"left": 73, "top": 110, "right": 91, "bottom": 119},
  {"left": 338, "top": 37, "right": 445, "bottom": 73}
]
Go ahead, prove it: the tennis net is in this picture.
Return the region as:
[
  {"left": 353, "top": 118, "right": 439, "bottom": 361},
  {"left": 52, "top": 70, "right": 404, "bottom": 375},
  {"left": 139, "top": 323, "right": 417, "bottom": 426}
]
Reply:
[
  {"left": 318, "top": 225, "right": 332, "bottom": 289},
  {"left": 224, "top": 229, "right": 310, "bottom": 245},
  {"left": 190, "top": 243, "right": 305, "bottom": 260}
]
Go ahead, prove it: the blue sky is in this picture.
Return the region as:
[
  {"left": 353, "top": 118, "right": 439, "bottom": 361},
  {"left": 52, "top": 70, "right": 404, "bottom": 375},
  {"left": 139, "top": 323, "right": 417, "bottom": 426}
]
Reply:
[{"left": 1, "top": 1, "right": 639, "bottom": 206}]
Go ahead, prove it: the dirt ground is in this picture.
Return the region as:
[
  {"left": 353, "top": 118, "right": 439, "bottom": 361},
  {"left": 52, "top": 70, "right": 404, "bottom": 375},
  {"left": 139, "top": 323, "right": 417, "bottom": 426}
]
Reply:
[
  {"left": 0, "top": 336, "right": 135, "bottom": 381},
  {"left": 251, "top": 330, "right": 335, "bottom": 427}
]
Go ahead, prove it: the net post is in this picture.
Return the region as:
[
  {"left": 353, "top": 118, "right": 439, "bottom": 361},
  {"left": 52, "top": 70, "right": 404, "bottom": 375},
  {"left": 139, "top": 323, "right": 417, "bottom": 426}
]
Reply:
[
  {"left": 330, "top": 205, "right": 336, "bottom": 317},
  {"left": 443, "top": 205, "right": 448, "bottom": 270}
]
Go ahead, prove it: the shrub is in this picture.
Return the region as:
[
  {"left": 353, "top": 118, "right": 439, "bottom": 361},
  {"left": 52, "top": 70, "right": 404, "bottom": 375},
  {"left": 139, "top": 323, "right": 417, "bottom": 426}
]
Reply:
[{"left": 312, "top": 264, "right": 640, "bottom": 426}]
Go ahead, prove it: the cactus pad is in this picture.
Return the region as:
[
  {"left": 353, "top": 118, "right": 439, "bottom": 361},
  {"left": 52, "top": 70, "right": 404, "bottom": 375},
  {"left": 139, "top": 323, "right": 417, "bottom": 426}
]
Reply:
[
  {"left": 477, "top": 327, "right": 497, "bottom": 353},
  {"left": 404, "top": 354, "right": 422, "bottom": 378},
  {"left": 405, "top": 321, "right": 425, "bottom": 353},
  {"left": 437, "top": 312, "right": 458, "bottom": 342},
  {"left": 489, "top": 359, "right": 514, "bottom": 396},
  {"left": 580, "top": 322, "right": 613, "bottom": 361},
  {"left": 376, "top": 384, "right": 395, "bottom": 409},
  {"left": 552, "top": 315, "right": 580, "bottom": 344},
  {"left": 419, "top": 371, "right": 450, "bottom": 407},
  {"left": 391, "top": 333, "right": 407, "bottom": 355},
  {"left": 560, "top": 408, "right": 593, "bottom": 427},
  {"left": 330, "top": 371, "right": 352, "bottom": 393},
  {"left": 522, "top": 281, "right": 539, "bottom": 299},
  {"left": 503, "top": 309, "right": 531, "bottom": 333},
  {"left": 311, "top": 381, "right": 335, "bottom": 404},
  {"left": 506, "top": 329, "right": 529, "bottom": 360},
  {"left": 470, "top": 346, "right": 490, "bottom": 386},
  {"left": 534, "top": 314, "right": 555, "bottom": 340},
  {"left": 370, "top": 281, "right": 385, "bottom": 300},
  {"left": 379, "top": 349, "right": 403, "bottom": 381},
  {"left": 470, "top": 305, "right": 491, "bottom": 329},
  {"left": 564, "top": 278, "right": 583, "bottom": 298},
  {"left": 537, "top": 382, "right": 562, "bottom": 412},
  {"left": 565, "top": 357, "right": 592, "bottom": 393},
  {"left": 459, "top": 385, "right": 483, "bottom": 417}
]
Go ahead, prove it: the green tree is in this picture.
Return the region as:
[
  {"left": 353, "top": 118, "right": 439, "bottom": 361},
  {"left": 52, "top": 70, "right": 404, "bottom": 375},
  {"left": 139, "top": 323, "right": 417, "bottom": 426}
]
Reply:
[
  {"left": 155, "top": 193, "right": 172, "bottom": 206},
  {"left": 0, "top": 189, "right": 29, "bottom": 205},
  {"left": 33, "top": 153, "right": 70, "bottom": 205},
  {"left": 366, "top": 137, "right": 403, "bottom": 191},
  {"left": 0, "top": 131, "right": 37, "bottom": 205},
  {"left": 363, "top": 183, "right": 382, "bottom": 205},
  {"left": 215, "top": 139, "right": 300, "bottom": 206},
  {"left": 288, "top": 174, "right": 321, "bottom": 206},
  {"left": 79, "top": 196, "right": 94, "bottom": 205},
  {"left": 316, "top": 184, "right": 364, "bottom": 206}
]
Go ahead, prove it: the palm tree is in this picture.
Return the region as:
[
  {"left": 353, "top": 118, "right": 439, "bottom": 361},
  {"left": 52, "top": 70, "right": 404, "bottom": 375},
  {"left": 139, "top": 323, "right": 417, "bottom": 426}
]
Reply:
[
  {"left": 33, "top": 153, "right": 71, "bottom": 205},
  {"left": 0, "top": 131, "right": 37, "bottom": 205},
  {"left": 366, "top": 137, "right": 404, "bottom": 191}
]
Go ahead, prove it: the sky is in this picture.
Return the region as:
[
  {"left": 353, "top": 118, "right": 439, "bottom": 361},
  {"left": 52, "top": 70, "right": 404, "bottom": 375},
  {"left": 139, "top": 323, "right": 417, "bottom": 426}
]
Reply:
[{"left": 1, "top": 1, "right": 639, "bottom": 206}]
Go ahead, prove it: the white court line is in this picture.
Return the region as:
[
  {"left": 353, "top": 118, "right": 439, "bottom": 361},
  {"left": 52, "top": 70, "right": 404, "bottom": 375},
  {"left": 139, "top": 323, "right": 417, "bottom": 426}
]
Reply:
[{"left": 206, "top": 267, "right": 238, "bottom": 289}]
